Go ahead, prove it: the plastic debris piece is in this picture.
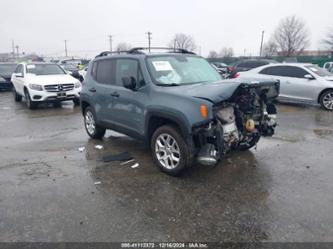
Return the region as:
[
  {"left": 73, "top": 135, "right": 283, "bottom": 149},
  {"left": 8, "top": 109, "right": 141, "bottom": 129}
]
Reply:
[
  {"left": 120, "top": 159, "right": 135, "bottom": 165},
  {"left": 94, "top": 181, "right": 102, "bottom": 185},
  {"left": 78, "top": 147, "right": 85, "bottom": 152},
  {"left": 94, "top": 145, "right": 104, "bottom": 150},
  {"left": 131, "top": 163, "right": 139, "bottom": 169},
  {"left": 102, "top": 152, "right": 133, "bottom": 162}
]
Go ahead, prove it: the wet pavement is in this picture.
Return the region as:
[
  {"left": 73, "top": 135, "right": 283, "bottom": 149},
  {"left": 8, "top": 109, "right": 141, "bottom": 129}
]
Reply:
[{"left": 0, "top": 91, "right": 332, "bottom": 242}]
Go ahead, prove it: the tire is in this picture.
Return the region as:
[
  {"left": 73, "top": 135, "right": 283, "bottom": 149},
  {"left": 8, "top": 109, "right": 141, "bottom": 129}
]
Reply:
[
  {"left": 24, "top": 89, "right": 37, "bottom": 109},
  {"left": 238, "top": 135, "right": 260, "bottom": 151},
  {"left": 84, "top": 106, "right": 106, "bottom": 139},
  {"left": 151, "top": 125, "right": 192, "bottom": 176},
  {"left": 73, "top": 98, "right": 80, "bottom": 106},
  {"left": 319, "top": 90, "right": 333, "bottom": 111},
  {"left": 12, "top": 87, "right": 22, "bottom": 102}
]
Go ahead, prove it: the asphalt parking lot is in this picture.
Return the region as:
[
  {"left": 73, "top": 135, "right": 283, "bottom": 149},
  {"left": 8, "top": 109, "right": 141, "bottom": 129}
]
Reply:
[{"left": 0, "top": 91, "right": 333, "bottom": 242}]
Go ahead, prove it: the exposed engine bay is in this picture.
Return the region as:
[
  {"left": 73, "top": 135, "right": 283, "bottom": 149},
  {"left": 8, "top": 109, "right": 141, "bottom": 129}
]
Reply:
[{"left": 194, "top": 81, "right": 280, "bottom": 166}]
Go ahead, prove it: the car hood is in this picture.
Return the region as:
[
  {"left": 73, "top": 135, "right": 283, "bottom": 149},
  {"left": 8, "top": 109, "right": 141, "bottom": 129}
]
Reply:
[
  {"left": 159, "top": 78, "right": 278, "bottom": 104},
  {"left": 25, "top": 74, "right": 78, "bottom": 85},
  {"left": 0, "top": 74, "right": 12, "bottom": 82},
  {"left": 324, "top": 76, "right": 333, "bottom": 82}
]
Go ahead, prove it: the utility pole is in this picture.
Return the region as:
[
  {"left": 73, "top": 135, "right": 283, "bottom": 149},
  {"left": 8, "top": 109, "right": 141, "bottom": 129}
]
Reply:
[
  {"left": 64, "top": 40, "right": 68, "bottom": 57},
  {"left": 146, "top": 32, "right": 152, "bottom": 52},
  {"left": 108, "top": 35, "right": 113, "bottom": 51},
  {"left": 15, "top": 45, "right": 19, "bottom": 58},
  {"left": 12, "top": 40, "right": 15, "bottom": 58},
  {"left": 259, "top": 30, "right": 265, "bottom": 57}
]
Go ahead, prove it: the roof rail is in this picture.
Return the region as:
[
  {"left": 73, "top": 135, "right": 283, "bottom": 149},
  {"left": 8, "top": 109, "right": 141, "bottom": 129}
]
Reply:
[
  {"left": 95, "top": 50, "right": 130, "bottom": 58},
  {"left": 128, "top": 47, "right": 196, "bottom": 55},
  {"left": 95, "top": 47, "right": 196, "bottom": 58}
]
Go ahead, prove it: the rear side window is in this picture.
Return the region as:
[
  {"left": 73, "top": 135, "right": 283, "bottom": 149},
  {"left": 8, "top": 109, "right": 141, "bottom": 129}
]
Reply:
[
  {"left": 96, "top": 59, "right": 115, "bottom": 84},
  {"left": 260, "top": 66, "right": 308, "bottom": 78},
  {"left": 260, "top": 66, "right": 282, "bottom": 76},
  {"left": 91, "top": 62, "right": 98, "bottom": 80}
]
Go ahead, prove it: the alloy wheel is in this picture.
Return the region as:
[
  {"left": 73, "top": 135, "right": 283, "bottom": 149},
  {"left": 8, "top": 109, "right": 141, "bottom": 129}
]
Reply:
[
  {"left": 322, "top": 92, "right": 333, "bottom": 110},
  {"left": 155, "top": 133, "right": 180, "bottom": 169},
  {"left": 85, "top": 111, "right": 96, "bottom": 135}
]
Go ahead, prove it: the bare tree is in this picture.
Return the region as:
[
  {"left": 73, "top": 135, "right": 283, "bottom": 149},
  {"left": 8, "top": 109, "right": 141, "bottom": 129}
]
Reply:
[
  {"left": 263, "top": 40, "right": 278, "bottom": 57},
  {"left": 272, "top": 15, "right": 310, "bottom": 57},
  {"left": 116, "top": 42, "right": 132, "bottom": 51},
  {"left": 169, "top": 33, "right": 197, "bottom": 52},
  {"left": 219, "top": 47, "right": 234, "bottom": 58},
  {"left": 322, "top": 27, "right": 333, "bottom": 52},
  {"left": 208, "top": 50, "right": 219, "bottom": 58}
]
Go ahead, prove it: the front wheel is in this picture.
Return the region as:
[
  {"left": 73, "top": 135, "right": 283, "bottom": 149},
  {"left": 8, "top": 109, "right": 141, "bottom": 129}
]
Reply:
[
  {"left": 73, "top": 98, "right": 80, "bottom": 106},
  {"left": 24, "top": 89, "right": 37, "bottom": 109},
  {"left": 151, "top": 125, "right": 192, "bottom": 176},
  {"left": 319, "top": 90, "right": 333, "bottom": 111},
  {"left": 84, "top": 107, "right": 106, "bottom": 139},
  {"left": 13, "top": 87, "right": 22, "bottom": 102}
]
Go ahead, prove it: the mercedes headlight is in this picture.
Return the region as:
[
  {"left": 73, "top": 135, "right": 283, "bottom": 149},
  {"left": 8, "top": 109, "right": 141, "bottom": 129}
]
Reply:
[
  {"left": 29, "top": 84, "right": 43, "bottom": 91},
  {"left": 74, "top": 82, "right": 81, "bottom": 88}
]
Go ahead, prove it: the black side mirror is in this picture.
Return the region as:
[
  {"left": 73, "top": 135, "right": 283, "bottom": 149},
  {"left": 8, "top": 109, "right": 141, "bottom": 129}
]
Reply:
[{"left": 122, "top": 76, "right": 137, "bottom": 90}]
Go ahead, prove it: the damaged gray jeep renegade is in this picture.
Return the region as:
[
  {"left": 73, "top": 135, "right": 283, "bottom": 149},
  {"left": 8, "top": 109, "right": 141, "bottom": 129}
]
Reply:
[{"left": 80, "top": 47, "right": 280, "bottom": 176}]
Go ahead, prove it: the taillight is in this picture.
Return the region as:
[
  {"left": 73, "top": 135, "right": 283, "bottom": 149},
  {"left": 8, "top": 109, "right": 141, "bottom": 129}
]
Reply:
[{"left": 232, "top": 72, "right": 240, "bottom": 79}]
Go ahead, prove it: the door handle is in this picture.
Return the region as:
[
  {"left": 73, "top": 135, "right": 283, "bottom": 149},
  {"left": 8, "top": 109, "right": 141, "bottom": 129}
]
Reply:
[
  {"left": 89, "top": 87, "right": 96, "bottom": 92},
  {"left": 111, "top": 92, "right": 119, "bottom": 98},
  {"left": 286, "top": 81, "right": 291, "bottom": 84}
]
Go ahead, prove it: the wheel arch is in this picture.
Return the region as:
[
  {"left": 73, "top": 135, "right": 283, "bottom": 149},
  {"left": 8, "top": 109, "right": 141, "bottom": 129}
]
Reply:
[
  {"left": 318, "top": 88, "right": 333, "bottom": 103},
  {"left": 145, "top": 111, "right": 191, "bottom": 146}
]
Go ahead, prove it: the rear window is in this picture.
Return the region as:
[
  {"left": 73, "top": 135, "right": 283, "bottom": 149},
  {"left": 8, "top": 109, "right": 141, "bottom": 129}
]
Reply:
[{"left": 0, "top": 64, "right": 17, "bottom": 75}]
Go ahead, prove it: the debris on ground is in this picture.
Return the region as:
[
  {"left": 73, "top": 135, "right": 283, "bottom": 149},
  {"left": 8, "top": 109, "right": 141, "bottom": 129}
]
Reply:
[
  {"left": 102, "top": 152, "right": 133, "bottom": 162},
  {"left": 78, "top": 147, "right": 85, "bottom": 152},
  {"left": 94, "top": 181, "right": 102, "bottom": 185},
  {"left": 94, "top": 145, "right": 104, "bottom": 150},
  {"left": 120, "top": 159, "right": 135, "bottom": 165},
  {"left": 131, "top": 163, "right": 139, "bottom": 169}
]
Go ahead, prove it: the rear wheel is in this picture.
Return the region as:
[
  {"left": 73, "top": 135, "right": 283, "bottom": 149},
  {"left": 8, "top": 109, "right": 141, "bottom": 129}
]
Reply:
[
  {"left": 151, "top": 125, "right": 192, "bottom": 176},
  {"left": 24, "top": 89, "right": 37, "bottom": 109},
  {"left": 12, "top": 87, "right": 22, "bottom": 102},
  {"left": 84, "top": 107, "right": 106, "bottom": 139},
  {"left": 319, "top": 90, "right": 333, "bottom": 111}
]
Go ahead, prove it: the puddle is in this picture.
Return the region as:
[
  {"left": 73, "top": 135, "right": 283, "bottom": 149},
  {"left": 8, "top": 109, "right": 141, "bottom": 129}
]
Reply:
[{"left": 313, "top": 129, "right": 333, "bottom": 137}]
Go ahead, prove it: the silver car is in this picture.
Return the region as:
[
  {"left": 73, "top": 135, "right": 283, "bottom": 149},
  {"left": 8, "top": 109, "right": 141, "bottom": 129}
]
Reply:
[{"left": 239, "top": 63, "right": 333, "bottom": 111}]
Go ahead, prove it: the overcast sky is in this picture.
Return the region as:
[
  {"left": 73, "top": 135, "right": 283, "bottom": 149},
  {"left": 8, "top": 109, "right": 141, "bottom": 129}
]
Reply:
[{"left": 1, "top": 0, "right": 332, "bottom": 58}]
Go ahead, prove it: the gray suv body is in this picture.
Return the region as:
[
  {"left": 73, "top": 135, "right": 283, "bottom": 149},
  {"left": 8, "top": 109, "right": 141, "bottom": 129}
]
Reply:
[{"left": 80, "top": 48, "right": 280, "bottom": 175}]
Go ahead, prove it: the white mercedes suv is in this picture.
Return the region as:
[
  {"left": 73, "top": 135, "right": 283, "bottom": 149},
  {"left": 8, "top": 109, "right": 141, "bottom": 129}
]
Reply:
[{"left": 11, "top": 62, "right": 82, "bottom": 109}]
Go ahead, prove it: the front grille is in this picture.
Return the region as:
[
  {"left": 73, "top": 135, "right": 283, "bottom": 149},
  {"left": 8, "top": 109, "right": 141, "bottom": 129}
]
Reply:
[{"left": 44, "top": 84, "right": 74, "bottom": 92}]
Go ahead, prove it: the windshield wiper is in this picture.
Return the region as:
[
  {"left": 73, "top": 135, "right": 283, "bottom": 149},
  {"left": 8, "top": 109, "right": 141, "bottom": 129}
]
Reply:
[{"left": 156, "top": 83, "right": 181, "bottom": 87}]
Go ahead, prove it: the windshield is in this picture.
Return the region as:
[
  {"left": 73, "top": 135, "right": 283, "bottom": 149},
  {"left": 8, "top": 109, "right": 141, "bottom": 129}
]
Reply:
[
  {"left": 305, "top": 65, "right": 333, "bottom": 77},
  {"left": 147, "top": 55, "right": 222, "bottom": 85},
  {"left": 26, "top": 64, "right": 66, "bottom": 75},
  {"left": 0, "top": 64, "right": 17, "bottom": 75}
]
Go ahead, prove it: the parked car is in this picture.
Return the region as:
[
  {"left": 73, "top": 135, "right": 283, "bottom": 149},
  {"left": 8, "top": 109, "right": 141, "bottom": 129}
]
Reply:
[
  {"left": 61, "top": 63, "right": 84, "bottom": 82},
  {"left": 80, "top": 47, "right": 279, "bottom": 176},
  {"left": 239, "top": 63, "right": 333, "bottom": 111},
  {"left": 323, "top": 62, "right": 333, "bottom": 71},
  {"left": 233, "top": 59, "right": 277, "bottom": 72},
  {"left": 11, "top": 62, "right": 81, "bottom": 109},
  {"left": 0, "top": 62, "right": 17, "bottom": 91}
]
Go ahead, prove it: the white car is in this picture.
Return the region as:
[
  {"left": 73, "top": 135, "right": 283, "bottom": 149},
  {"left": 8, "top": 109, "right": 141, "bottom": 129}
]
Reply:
[
  {"left": 239, "top": 63, "right": 333, "bottom": 111},
  {"left": 11, "top": 62, "right": 82, "bottom": 109}
]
